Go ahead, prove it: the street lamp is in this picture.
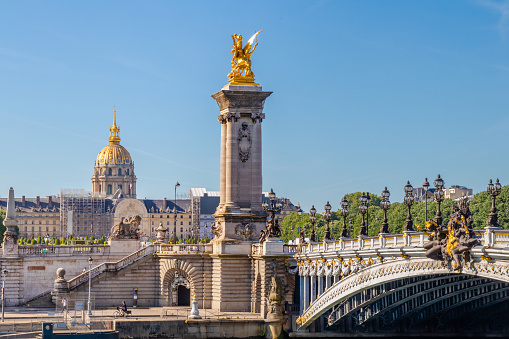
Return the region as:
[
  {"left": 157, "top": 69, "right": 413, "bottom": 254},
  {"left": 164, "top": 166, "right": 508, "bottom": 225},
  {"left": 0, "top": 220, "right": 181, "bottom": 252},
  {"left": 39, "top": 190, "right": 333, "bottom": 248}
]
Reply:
[
  {"left": 359, "top": 193, "right": 368, "bottom": 236},
  {"left": 380, "top": 187, "right": 391, "bottom": 234},
  {"left": 173, "top": 182, "right": 180, "bottom": 243},
  {"left": 404, "top": 181, "right": 415, "bottom": 231},
  {"left": 87, "top": 257, "right": 92, "bottom": 316},
  {"left": 1, "top": 269, "right": 7, "bottom": 322},
  {"left": 487, "top": 179, "right": 502, "bottom": 227},
  {"left": 309, "top": 205, "right": 317, "bottom": 242},
  {"left": 433, "top": 174, "right": 445, "bottom": 226},
  {"left": 297, "top": 204, "right": 303, "bottom": 239},
  {"left": 423, "top": 177, "right": 430, "bottom": 224},
  {"left": 340, "top": 197, "right": 349, "bottom": 238},
  {"left": 261, "top": 188, "right": 283, "bottom": 240},
  {"left": 323, "top": 201, "right": 332, "bottom": 241},
  {"left": 366, "top": 192, "right": 371, "bottom": 231}
]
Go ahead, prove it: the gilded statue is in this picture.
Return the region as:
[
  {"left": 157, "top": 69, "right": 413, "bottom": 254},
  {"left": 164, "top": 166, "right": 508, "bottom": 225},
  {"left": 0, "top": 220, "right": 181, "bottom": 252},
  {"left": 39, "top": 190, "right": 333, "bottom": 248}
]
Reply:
[{"left": 228, "top": 30, "right": 262, "bottom": 85}]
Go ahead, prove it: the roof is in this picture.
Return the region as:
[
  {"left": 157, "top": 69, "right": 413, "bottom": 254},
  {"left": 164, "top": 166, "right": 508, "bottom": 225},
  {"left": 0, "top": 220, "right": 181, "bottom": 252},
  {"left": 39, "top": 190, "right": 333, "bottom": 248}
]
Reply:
[
  {"left": 142, "top": 199, "right": 192, "bottom": 213},
  {"left": 190, "top": 188, "right": 220, "bottom": 198},
  {"left": 0, "top": 197, "right": 60, "bottom": 213}
]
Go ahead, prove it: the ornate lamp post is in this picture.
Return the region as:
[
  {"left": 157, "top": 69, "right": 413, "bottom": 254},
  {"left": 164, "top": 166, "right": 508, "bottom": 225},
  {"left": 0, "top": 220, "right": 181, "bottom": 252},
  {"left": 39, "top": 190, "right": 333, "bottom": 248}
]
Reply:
[
  {"left": 309, "top": 205, "right": 317, "bottom": 242},
  {"left": 404, "top": 181, "right": 414, "bottom": 231},
  {"left": 323, "top": 201, "right": 332, "bottom": 241},
  {"left": 340, "top": 197, "right": 349, "bottom": 238},
  {"left": 380, "top": 187, "right": 391, "bottom": 234},
  {"left": 87, "top": 257, "right": 93, "bottom": 316},
  {"left": 297, "top": 204, "right": 302, "bottom": 234},
  {"left": 487, "top": 179, "right": 502, "bottom": 227},
  {"left": 359, "top": 193, "right": 368, "bottom": 236},
  {"left": 433, "top": 174, "right": 445, "bottom": 226},
  {"left": 261, "top": 188, "right": 283, "bottom": 239},
  {"left": 173, "top": 181, "right": 180, "bottom": 243},
  {"left": 423, "top": 177, "right": 430, "bottom": 224},
  {"left": 365, "top": 192, "right": 371, "bottom": 231}
]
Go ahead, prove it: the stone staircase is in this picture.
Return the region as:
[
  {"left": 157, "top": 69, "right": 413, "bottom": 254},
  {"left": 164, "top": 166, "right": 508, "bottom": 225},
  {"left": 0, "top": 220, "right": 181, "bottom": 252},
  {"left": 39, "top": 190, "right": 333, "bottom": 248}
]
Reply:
[{"left": 23, "top": 244, "right": 157, "bottom": 308}]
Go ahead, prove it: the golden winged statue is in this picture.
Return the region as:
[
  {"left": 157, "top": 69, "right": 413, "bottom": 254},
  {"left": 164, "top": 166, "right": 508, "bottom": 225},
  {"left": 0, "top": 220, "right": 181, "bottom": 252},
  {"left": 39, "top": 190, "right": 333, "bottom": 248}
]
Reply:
[{"left": 228, "top": 30, "right": 262, "bottom": 85}]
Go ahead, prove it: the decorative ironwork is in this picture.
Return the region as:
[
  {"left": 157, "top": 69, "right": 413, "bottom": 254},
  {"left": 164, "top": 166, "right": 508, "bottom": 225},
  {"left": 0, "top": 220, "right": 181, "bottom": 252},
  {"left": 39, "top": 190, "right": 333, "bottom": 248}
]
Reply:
[
  {"left": 486, "top": 178, "right": 502, "bottom": 227},
  {"left": 404, "top": 181, "right": 414, "bottom": 232},
  {"left": 309, "top": 205, "right": 317, "bottom": 242},
  {"left": 359, "top": 193, "right": 368, "bottom": 236},
  {"left": 380, "top": 187, "right": 391, "bottom": 234},
  {"left": 259, "top": 188, "right": 282, "bottom": 243},
  {"left": 340, "top": 197, "right": 349, "bottom": 238},
  {"left": 323, "top": 201, "right": 332, "bottom": 241}
]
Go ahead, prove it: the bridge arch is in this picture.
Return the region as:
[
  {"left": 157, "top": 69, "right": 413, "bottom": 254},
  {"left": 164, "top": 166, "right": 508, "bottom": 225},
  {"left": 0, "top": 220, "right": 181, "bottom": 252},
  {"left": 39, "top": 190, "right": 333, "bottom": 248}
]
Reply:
[{"left": 298, "top": 257, "right": 509, "bottom": 329}]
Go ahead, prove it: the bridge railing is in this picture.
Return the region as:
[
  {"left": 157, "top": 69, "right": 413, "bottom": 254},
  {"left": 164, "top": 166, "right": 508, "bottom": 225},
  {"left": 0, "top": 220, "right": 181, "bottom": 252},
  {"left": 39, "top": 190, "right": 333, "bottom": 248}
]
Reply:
[
  {"left": 18, "top": 244, "right": 110, "bottom": 257},
  {"left": 297, "top": 228, "right": 509, "bottom": 255}
]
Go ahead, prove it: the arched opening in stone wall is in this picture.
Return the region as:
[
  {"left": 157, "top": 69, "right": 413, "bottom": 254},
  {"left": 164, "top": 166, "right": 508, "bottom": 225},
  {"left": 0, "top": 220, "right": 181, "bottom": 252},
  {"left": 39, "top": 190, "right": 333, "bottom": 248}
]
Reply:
[{"left": 168, "top": 272, "right": 192, "bottom": 307}]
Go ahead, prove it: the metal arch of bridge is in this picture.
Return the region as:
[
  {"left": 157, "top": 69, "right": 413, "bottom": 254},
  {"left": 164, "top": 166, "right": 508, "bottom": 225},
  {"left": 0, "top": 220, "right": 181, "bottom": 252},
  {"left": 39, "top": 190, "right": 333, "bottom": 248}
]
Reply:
[
  {"left": 327, "top": 274, "right": 509, "bottom": 330},
  {"left": 297, "top": 250, "right": 509, "bottom": 329}
]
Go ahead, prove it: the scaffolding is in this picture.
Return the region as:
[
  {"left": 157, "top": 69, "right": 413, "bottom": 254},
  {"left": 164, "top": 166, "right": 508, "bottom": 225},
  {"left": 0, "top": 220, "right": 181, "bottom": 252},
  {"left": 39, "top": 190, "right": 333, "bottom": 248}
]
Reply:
[
  {"left": 191, "top": 195, "right": 200, "bottom": 239},
  {"left": 60, "top": 189, "right": 113, "bottom": 238}
]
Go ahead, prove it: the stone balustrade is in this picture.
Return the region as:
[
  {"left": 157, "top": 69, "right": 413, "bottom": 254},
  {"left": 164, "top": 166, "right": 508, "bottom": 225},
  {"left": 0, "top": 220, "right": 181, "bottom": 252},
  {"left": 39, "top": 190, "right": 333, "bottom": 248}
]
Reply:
[
  {"left": 18, "top": 244, "right": 110, "bottom": 257},
  {"left": 157, "top": 243, "right": 211, "bottom": 254}
]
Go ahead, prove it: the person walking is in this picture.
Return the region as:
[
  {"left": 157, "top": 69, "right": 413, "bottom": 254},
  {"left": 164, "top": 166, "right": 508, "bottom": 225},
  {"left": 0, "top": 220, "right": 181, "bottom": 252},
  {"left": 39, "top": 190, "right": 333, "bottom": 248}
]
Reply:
[{"left": 61, "top": 298, "right": 67, "bottom": 313}]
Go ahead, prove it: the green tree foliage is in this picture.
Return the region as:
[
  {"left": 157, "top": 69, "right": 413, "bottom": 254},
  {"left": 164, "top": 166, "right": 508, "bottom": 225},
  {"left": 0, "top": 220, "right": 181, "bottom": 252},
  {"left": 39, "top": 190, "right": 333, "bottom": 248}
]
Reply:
[
  {"left": 281, "top": 191, "right": 457, "bottom": 243},
  {"left": 0, "top": 209, "right": 6, "bottom": 243}
]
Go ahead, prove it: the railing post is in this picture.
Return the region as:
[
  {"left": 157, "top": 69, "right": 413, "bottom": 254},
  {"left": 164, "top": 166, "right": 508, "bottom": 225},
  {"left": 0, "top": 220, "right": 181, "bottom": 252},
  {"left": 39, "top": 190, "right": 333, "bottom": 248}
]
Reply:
[{"left": 379, "top": 234, "right": 387, "bottom": 248}]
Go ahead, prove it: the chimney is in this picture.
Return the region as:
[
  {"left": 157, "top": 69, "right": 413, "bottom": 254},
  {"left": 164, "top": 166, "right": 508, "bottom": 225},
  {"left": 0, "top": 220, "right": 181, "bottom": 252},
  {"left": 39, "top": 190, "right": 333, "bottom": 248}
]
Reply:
[
  {"left": 21, "top": 196, "right": 26, "bottom": 207},
  {"left": 48, "top": 196, "right": 53, "bottom": 207},
  {"left": 36, "top": 196, "right": 40, "bottom": 207},
  {"left": 163, "top": 197, "right": 167, "bottom": 210}
]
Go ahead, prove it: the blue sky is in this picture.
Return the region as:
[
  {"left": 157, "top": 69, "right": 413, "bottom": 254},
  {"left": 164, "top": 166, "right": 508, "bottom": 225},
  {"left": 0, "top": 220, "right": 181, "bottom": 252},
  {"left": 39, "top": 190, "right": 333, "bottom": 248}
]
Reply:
[{"left": 1, "top": 1, "right": 508, "bottom": 212}]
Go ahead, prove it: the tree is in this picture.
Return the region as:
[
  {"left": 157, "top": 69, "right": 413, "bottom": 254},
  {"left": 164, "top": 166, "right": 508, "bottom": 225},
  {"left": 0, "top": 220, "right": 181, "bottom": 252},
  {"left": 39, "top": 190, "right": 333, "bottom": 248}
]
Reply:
[{"left": 0, "top": 209, "right": 5, "bottom": 243}]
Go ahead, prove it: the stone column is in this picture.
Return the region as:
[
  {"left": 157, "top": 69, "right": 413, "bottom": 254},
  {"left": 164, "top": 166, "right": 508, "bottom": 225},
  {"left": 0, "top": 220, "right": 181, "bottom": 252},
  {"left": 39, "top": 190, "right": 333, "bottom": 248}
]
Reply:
[
  {"left": 299, "top": 274, "right": 304, "bottom": 312},
  {"left": 219, "top": 120, "right": 227, "bottom": 209},
  {"left": 311, "top": 276, "right": 317, "bottom": 303},
  {"left": 251, "top": 117, "right": 263, "bottom": 212},
  {"left": 303, "top": 275, "right": 309, "bottom": 310},
  {"left": 318, "top": 276, "right": 323, "bottom": 296}
]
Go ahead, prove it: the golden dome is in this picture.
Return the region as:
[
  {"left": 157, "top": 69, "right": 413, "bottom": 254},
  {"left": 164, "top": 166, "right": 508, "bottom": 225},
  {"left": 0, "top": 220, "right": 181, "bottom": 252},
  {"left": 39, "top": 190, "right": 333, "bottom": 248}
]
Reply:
[{"left": 96, "top": 110, "right": 133, "bottom": 165}]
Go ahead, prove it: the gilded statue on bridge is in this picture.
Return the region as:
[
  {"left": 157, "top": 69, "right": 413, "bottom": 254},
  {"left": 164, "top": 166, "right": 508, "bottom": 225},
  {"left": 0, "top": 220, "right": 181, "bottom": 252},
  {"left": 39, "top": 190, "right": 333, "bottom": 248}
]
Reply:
[{"left": 228, "top": 30, "right": 262, "bottom": 85}]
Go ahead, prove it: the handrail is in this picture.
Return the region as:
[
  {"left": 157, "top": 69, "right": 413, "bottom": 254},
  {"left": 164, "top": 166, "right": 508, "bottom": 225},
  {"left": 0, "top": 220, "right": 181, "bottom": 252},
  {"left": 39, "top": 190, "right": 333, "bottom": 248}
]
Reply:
[{"left": 67, "top": 244, "right": 156, "bottom": 291}]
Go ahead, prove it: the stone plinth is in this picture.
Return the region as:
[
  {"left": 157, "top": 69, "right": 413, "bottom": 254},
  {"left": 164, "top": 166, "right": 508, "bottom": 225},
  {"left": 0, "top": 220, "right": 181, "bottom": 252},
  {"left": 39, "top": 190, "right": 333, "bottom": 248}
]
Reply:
[
  {"left": 109, "top": 238, "right": 140, "bottom": 255},
  {"left": 262, "top": 238, "right": 284, "bottom": 255}
]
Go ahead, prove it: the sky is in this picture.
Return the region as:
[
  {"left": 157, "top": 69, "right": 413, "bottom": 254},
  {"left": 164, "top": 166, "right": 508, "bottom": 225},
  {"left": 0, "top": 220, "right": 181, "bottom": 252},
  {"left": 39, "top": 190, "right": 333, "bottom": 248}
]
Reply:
[{"left": 1, "top": 1, "right": 509, "bottom": 212}]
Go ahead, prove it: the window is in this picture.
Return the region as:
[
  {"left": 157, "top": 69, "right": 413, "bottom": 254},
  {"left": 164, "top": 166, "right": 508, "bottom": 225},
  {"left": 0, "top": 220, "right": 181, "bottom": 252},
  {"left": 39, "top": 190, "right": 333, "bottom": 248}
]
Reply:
[
  {"left": 180, "top": 215, "right": 183, "bottom": 219},
  {"left": 189, "top": 222, "right": 191, "bottom": 225},
  {"left": 39, "top": 227, "right": 41, "bottom": 231},
  {"left": 126, "top": 169, "right": 130, "bottom": 175},
  {"left": 180, "top": 227, "right": 183, "bottom": 232},
  {"left": 152, "top": 221, "right": 154, "bottom": 225},
  {"left": 46, "top": 221, "right": 49, "bottom": 224},
  {"left": 107, "top": 185, "right": 112, "bottom": 194},
  {"left": 24, "top": 227, "right": 27, "bottom": 231},
  {"left": 167, "top": 222, "right": 169, "bottom": 225},
  {"left": 180, "top": 221, "right": 183, "bottom": 225},
  {"left": 118, "top": 184, "right": 122, "bottom": 191},
  {"left": 167, "top": 215, "right": 169, "bottom": 218},
  {"left": 53, "top": 221, "right": 56, "bottom": 225},
  {"left": 32, "top": 227, "right": 34, "bottom": 232},
  {"left": 24, "top": 221, "right": 27, "bottom": 224},
  {"left": 160, "top": 215, "right": 162, "bottom": 218},
  {"left": 108, "top": 168, "right": 112, "bottom": 176},
  {"left": 53, "top": 227, "right": 56, "bottom": 232},
  {"left": 46, "top": 227, "right": 49, "bottom": 232},
  {"left": 118, "top": 168, "right": 122, "bottom": 176}
]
